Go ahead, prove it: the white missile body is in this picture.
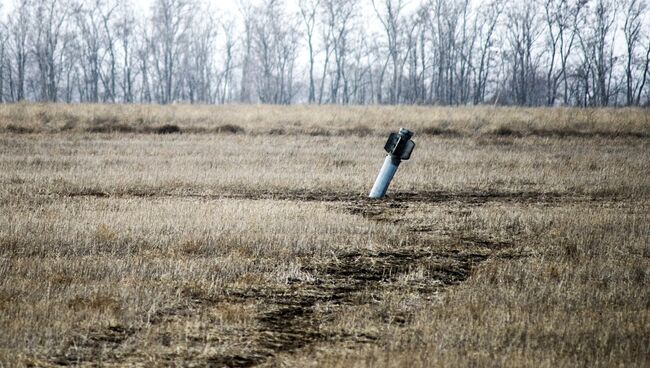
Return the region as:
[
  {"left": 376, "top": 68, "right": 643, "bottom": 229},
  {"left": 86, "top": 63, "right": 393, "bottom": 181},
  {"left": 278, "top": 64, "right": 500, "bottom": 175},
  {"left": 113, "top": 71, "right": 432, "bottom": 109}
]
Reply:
[{"left": 368, "top": 128, "right": 415, "bottom": 199}]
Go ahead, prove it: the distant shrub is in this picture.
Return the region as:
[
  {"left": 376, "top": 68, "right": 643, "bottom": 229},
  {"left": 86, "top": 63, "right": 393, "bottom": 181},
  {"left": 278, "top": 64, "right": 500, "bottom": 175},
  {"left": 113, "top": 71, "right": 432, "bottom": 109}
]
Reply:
[
  {"left": 35, "top": 111, "right": 50, "bottom": 124},
  {"left": 420, "top": 126, "right": 443, "bottom": 135},
  {"left": 90, "top": 115, "right": 120, "bottom": 126},
  {"left": 420, "top": 126, "right": 462, "bottom": 137},
  {"left": 492, "top": 126, "right": 522, "bottom": 137},
  {"left": 85, "top": 114, "right": 136, "bottom": 133},
  {"left": 214, "top": 124, "right": 244, "bottom": 134},
  {"left": 332, "top": 159, "right": 354, "bottom": 167},
  {"left": 5, "top": 124, "right": 35, "bottom": 134},
  {"left": 61, "top": 120, "right": 77, "bottom": 131},
  {"left": 341, "top": 125, "right": 373, "bottom": 137},
  {"left": 60, "top": 113, "right": 80, "bottom": 130},
  {"left": 86, "top": 124, "right": 136, "bottom": 133},
  {"left": 155, "top": 124, "right": 182, "bottom": 134},
  {"left": 528, "top": 128, "right": 648, "bottom": 139},
  {"left": 307, "top": 127, "right": 331, "bottom": 136}
]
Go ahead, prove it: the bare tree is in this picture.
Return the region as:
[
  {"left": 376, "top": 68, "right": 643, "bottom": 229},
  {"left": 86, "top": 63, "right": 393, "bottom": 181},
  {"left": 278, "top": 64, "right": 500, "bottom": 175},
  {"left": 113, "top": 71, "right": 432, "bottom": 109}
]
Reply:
[
  {"left": 577, "top": 0, "right": 618, "bottom": 106},
  {"left": 74, "top": 0, "right": 102, "bottom": 102},
  {"left": 32, "top": 0, "right": 72, "bottom": 102},
  {"left": 623, "top": 0, "right": 647, "bottom": 105},
  {"left": 0, "top": 21, "right": 7, "bottom": 102},
  {"left": 456, "top": 0, "right": 477, "bottom": 105},
  {"left": 560, "top": 0, "right": 586, "bottom": 105},
  {"left": 250, "top": 0, "right": 299, "bottom": 104},
  {"left": 99, "top": 0, "right": 119, "bottom": 102},
  {"left": 184, "top": 8, "right": 217, "bottom": 103},
  {"left": 299, "top": 0, "right": 321, "bottom": 103},
  {"left": 317, "top": 0, "right": 334, "bottom": 104},
  {"left": 323, "top": 0, "right": 356, "bottom": 104},
  {"left": 544, "top": 0, "right": 585, "bottom": 105},
  {"left": 372, "top": 0, "right": 405, "bottom": 104},
  {"left": 425, "top": 0, "right": 469, "bottom": 104},
  {"left": 473, "top": 0, "right": 502, "bottom": 104},
  {"left": 505, "top": 0, "right": 542, "bottom": 105},
  {"left": 136, "top": 23, "right": 152, "bottom": 103},
  {"left": 634, "top": 35, "right": 650, "bottom": 105},
  {"left": 7, "top": 0, "right": 31, "bottom": 101},
  {"left": 150, "top": 0, "right": 195, "bottom": 104},
  {"left": 347, "top": 33, "right": 372, "bottom": 104},
  {"left": 115, "top": 1, "right": 137, "bottom": 102},
  {"left": 219, "top": 17, "right": 236, "bottom": 104},
  {"left": 238, "top": 0, "right": 254, "bottom": 103},
  {"left": 402, "top": 7, "right": 428, "bottom": 104}
]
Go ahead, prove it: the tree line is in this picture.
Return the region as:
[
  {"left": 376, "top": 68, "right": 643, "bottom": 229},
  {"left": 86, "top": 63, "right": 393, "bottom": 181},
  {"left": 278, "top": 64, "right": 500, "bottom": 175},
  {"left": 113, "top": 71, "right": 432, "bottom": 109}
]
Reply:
[{"left": 0, "top": 0, "right": 649, "bottom": 106}]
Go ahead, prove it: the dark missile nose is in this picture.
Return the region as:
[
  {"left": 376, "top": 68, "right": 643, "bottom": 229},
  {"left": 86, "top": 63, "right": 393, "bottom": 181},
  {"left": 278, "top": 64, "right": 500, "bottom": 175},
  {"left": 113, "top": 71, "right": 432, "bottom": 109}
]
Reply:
[{"left": 399, "top": 128, "right": 413, "bottom": 140}]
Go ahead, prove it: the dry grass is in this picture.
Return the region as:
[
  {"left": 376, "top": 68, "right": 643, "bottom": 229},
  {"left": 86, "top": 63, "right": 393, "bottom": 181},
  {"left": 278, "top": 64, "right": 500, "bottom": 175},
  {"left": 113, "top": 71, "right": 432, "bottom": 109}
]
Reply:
[
  {"left": 285, "top": 203, "right": 649, "bottom": 367},
  {"left": 1, "top": 103, "right": 649, "bottom": 138},
  {"left": 0, "top": 104, "right": 648, "bottom": 367},
  {"left": 0, "top": 197, "right": 396, "bottom": 364}
]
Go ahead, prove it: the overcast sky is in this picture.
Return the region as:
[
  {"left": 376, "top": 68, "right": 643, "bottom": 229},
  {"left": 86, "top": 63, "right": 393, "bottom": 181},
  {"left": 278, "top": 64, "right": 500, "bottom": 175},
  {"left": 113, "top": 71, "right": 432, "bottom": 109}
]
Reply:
[{"left": 0, "top": 0, "right": 419, "bottom": 37}]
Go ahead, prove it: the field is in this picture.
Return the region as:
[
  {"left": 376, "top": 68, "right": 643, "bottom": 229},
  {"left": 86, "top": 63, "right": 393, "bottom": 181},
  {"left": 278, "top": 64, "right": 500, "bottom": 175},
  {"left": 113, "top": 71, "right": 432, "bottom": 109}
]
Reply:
[{"left": 0, "top": 104, "right": 649, "bottom": 367}]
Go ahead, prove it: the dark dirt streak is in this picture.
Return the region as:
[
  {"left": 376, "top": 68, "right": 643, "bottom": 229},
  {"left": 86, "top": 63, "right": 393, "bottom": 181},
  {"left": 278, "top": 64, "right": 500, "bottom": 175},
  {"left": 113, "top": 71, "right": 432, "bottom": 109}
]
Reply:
[
  {"left": 46, "top": 193, "right": 507, "bottom": 367},
  {"left": 49, "top": 249, "right": 489, "bottom": 367},
  {"left": 61, "top": 187, "right": 623, "bottom": 206},
  {"left": 222, "top": 188, "right": 627, "bottom": 206},
  {"left": 48, "top": 301, "right": 205, "bottom": 366},
  {"left": 49, "top": 326, "right": 136, "bottom": 366},
  {"left": 205, "top": 247, "right": 489, "bottom": 367},
  {"left": 6, "top": 126, "right": 650, "bottom": 140}
]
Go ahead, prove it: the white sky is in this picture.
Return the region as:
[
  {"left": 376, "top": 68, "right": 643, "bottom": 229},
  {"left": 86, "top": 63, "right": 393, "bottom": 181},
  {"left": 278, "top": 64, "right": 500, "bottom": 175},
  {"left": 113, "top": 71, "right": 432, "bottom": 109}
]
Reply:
[
  {"left": 0, "top": 0, "right": 393, "bottom": 39},
  {"left": 128, "top": 0, "right": 395, "bottom": 37}
]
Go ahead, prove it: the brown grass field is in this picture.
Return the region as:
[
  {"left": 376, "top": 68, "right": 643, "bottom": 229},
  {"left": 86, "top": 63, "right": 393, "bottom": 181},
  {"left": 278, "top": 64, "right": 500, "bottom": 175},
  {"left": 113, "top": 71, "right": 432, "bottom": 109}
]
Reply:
[{"left": 0, "top": 104, "right": 649, "bottom": 367}]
